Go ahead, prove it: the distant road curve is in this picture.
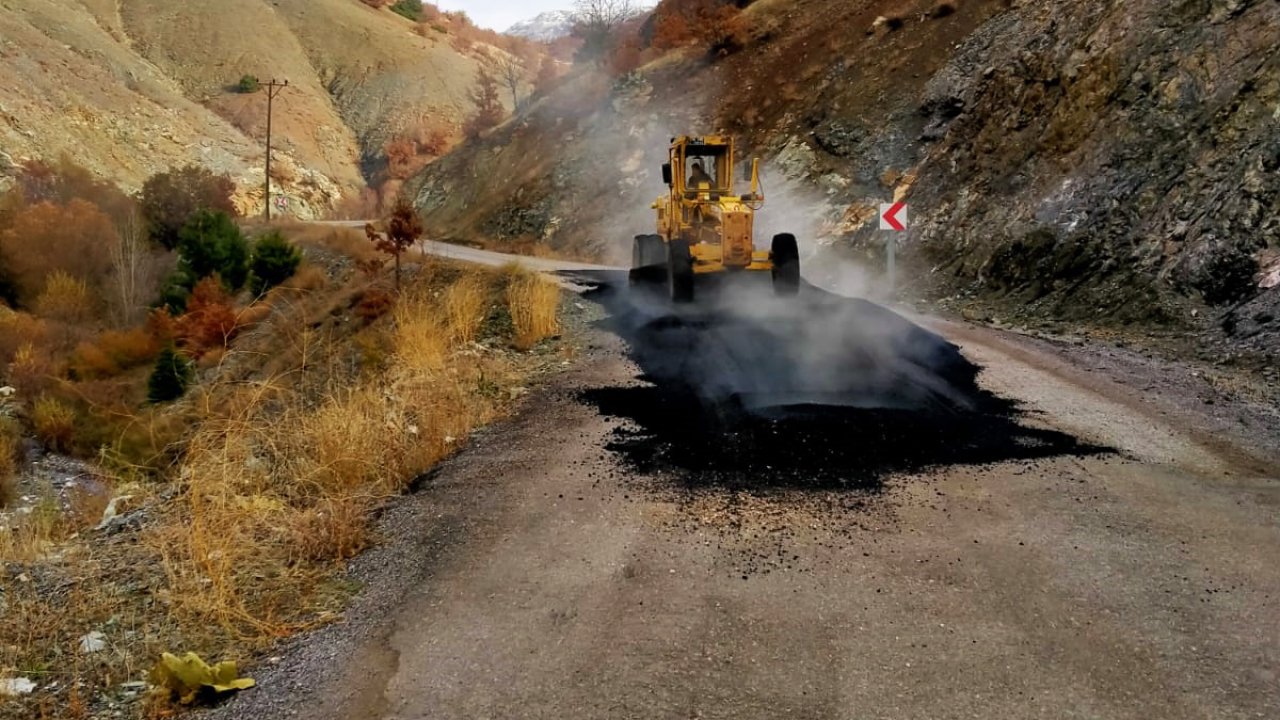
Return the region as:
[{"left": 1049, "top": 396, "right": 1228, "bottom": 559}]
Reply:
[{"left": 310, "top": 221, "right": 620, "bottom": 274}]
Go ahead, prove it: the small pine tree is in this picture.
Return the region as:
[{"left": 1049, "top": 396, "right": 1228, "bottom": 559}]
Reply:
[
  {"left": 177, "top": 210, "right": 251, "bottom": 291},
  {"left": 249, "top": 231, "right": 303, "bottom": 296},
  {"left": 147, "top": 346, "right": 194, "bottom": 403}
]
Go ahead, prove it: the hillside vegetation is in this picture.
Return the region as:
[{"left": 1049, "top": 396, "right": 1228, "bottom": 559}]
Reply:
[{"left": 0, "top": 154, "right": 568, "bottom": 715}]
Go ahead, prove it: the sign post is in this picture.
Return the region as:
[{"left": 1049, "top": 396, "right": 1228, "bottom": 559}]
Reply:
[{"left": 879, "top": 202, "right": 908, "bottom": 294}]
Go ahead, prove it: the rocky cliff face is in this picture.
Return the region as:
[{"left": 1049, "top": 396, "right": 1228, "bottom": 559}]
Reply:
[
  {"left": 902, "top": 0, "right": 1279, "bottom": 326},
  {"left": 411, "top": 0, "right": 1279, "bottom": 357}
]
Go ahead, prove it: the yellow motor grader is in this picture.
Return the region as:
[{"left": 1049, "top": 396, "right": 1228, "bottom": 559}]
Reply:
[{"left": 631, "top": 135, "right": 799, "bottom": 302}]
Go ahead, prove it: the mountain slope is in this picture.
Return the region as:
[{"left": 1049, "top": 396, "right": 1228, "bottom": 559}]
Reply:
[
  {"left": 409, "top": 0, "right": 1279, "bottom": 357},
  {"left": 0, "top": 0, "right": 512, "bottom": 216},
  {"left": 507, "top": 10, "right": 578, "bottom": 41}
]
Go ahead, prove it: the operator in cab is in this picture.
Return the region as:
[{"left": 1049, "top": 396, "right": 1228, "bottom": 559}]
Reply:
[{"left": 688, "top": 160, "right": 713, "bottom": 188}]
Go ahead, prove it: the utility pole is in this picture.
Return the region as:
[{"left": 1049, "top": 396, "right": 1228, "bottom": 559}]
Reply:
[{"left": 263, "top": 78, "right": 289, "bottom": 222}]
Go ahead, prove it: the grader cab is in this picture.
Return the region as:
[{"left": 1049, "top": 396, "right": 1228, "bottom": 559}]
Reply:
[{"left": 631, "top": 135, "right": 799, "bottom": 302}]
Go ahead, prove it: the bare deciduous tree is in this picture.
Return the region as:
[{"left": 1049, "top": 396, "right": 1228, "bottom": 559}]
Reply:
[
  {"left": 571, "top": 0, "right": 636, "bottom": 63},
  {"left": 109, "top": 210, "right": 145, "bottom": 326},
  {"left": 498, "top": 55, "right": 525, "bottom": 109}
]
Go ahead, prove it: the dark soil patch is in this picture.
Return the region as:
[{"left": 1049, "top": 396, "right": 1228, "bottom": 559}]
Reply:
[{"left": 566, "top": 270, "right": 1108, "bottom": 491}]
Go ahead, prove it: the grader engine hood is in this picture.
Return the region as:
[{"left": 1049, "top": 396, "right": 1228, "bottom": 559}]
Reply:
[{"left": 719, "top": 204, "right": 754, "bottom": 267}]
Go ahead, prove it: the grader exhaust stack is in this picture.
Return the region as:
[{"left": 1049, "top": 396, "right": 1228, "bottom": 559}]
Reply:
[{"left": 630, "top": 135, "right": 799, "bottom": 302}]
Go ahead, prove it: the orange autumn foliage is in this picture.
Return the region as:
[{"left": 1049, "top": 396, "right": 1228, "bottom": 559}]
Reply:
[{"left": 176, "top": 277, "right": 240, "bottom": 357}]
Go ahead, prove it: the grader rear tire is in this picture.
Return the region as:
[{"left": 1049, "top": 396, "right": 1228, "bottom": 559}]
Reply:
[
  {"left": 771, "top": 233, "right": 800, "bottom": 297},
  {"left": 668, "top": 238, "right": 694, "bottom": 303}
]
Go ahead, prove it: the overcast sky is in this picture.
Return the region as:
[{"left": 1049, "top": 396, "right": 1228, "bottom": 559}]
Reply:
[{"left": 433, "top": 1, "right": 570, "bottom": 32}]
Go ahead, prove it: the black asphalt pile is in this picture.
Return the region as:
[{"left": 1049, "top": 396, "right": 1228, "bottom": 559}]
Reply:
[{"left": 567, "top": 270, "right": 1107, "bottom": 491}]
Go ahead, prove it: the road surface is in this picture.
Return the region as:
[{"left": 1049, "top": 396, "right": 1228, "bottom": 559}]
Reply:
[
  {"left": 311, "top": 221, "right": 616, "bottom": 275},
  {"left": 215, "top": 244, "right": 1280, "bottom": 720}
]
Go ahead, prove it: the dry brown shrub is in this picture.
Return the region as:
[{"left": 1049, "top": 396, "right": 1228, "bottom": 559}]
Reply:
[
  {"left": 236, "top": 302, "right": 274, "bottom": 331},
  {"left": 0, "top": 200, "right": 116, "bottom": 304},
  {"left": 34, "top": 271, "right": 94, "bottom": 324},
  {"left": 176, "top": 278, "right": 240, "bottom": 357},
  {"left": 100, "top": 326, "right": 163, "bottom": 367},
  {"left": 0, "top": 308, "right": 49, "bottom": 365},
  {"left": 610, "top": 36, "right": 644, "bottom": 75},
  {"left": 8, "top": 342, "right": 56, "bottom": 397},
  {"left": 32, "top": 395, "right": 76, "bottom": 452},
  {"left": 355, "top": 288, "right": 396, "bottom": 323}
]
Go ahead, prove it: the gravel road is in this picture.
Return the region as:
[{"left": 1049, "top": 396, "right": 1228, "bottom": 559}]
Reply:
[{"left": 211, "top": 268, "right": 1279, "bottom": 720}]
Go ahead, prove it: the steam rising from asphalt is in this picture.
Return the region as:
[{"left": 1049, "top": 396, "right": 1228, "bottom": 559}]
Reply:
[
  {"left": 573, "top": 270, "right": 1105, "bottom": 490},
  {"left": 584, "top": 271, "right": 986, "bottom": 415}
]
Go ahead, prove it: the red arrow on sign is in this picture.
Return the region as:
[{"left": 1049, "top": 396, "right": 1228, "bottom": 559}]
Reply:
[{"left": 881, "top": 202, "right": 907, "bottom": 231}]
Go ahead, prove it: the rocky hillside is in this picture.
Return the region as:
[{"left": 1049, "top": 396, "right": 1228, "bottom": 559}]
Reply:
[
  {"left": 0, "top": 0, "right": 518, "bottom": 216},
  {"left": 409, "top": 0, "right": 1279, "bottom": 359}
]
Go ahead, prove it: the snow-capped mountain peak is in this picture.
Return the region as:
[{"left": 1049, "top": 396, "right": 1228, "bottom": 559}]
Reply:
[{"left": 505, "top": 10, "right": 578, "bottom": 42}]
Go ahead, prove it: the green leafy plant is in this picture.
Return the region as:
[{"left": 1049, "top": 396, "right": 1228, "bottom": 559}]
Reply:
[
  {"left": 236, "top": 75, "right": 261, "bottom": 93},
  {"left": 390, "top": 0, "right": 423, "bottom": 21}
]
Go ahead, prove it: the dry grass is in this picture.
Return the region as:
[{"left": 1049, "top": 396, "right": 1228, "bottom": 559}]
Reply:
[
  {"left": 505, "top": 268, "right": 562, "bottom": 350},
  {"left": 443, "top": 273, "right": 489, "bottom": 345},
  {"left": 283, "top": 222, "right": 383, "bottom": 264},
  {"left": 0, "top": 494, "right": 65, "bottom": 563},
  {"left": 282, "top": 264, "right": 329, "bottom": 292},
  {"left": 34, "top": 271, "right": 94, "bottom": 324},
  {"left": 0, "top": 261, "right": 566, "bottom": 713},
  {"left": 0, "top": 420, "right": 20, "bottom": 508}
]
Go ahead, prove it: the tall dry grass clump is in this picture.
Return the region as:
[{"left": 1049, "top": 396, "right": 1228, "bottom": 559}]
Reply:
[
  {"left": 505, "top": 268, "right": 561, "bottom": 350},
  {"left": 152, "top": 266, "right": 554, "bottom": 643},
  {"left": 32, "top": 395, "right": 76, "bottom": 452},
  {"left": 392, "top": 289, "right": 449, "bottom": 373},
  {"left": 443, "top": 273, "right": 488, "bottom": 345}
]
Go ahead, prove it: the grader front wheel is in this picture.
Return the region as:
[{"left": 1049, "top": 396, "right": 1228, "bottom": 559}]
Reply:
[{"left": 668, "top": 238, "right": 694, "bottom": 303}]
